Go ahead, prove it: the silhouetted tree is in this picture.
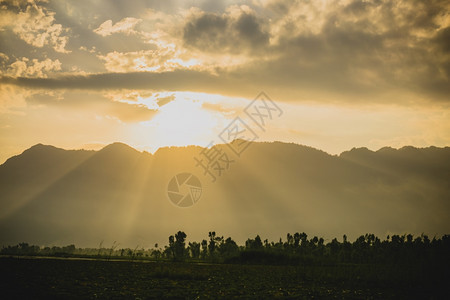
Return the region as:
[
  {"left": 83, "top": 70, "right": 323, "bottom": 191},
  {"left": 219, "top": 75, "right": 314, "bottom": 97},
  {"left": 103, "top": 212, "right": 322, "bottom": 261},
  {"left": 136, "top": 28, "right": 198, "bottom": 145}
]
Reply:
[
  {"left": 218, "top": 237, "right": 239, "bottom": 259},
  {"left": 152, "top": 243, "right": 161, "bottom": 261},
  {"left": 3, "top": 231, "right": 449, "bottom": 268},
  {"left": 168, "top": 231, "right": 187, "bottom": 261},
  {"left": 246, "top": 235, "right": 263, "bottom": 250},
  {"left": 188, "top": 242, "right": 201, "bottom": 259},
  {"left": 168, "top": 235, "right": 175, "bottom": 259},
  {"left": 208, "top": 231, "right": 216, "bottom": 255}
]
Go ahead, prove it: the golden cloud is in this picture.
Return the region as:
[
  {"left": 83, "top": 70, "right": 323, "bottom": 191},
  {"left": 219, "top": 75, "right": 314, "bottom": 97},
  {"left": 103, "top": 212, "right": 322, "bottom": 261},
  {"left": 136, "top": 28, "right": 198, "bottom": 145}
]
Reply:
[{"left": 94, "top": 17, "right": 142, "bottom": 37}]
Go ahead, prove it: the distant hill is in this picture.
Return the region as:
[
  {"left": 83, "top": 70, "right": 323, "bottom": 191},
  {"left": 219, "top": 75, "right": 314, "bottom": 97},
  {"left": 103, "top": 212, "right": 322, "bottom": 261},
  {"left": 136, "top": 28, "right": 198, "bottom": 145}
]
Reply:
[{"left": 0, "top": 141, "right": 449, "bottom": 247}]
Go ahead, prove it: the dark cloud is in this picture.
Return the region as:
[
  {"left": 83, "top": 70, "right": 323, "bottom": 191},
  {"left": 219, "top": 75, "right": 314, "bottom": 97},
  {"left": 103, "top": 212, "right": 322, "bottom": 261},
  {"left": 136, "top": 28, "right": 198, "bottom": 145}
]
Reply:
[
  {"left": 183, "top": 13, "right": 228, "bottom": 51},
  {"left": 180, "top": 0, "right": 449, "bottom": 102},
  {"left": 197, "top": 0, "right": 230, "bottom": 13},
  {"left": 0, "top": 70, "right": 260, "bottom": 105},
  {"left": 0, "top": 70, "right": 222, "bottom": 91},
  {"left": 434, "top": 27, "right": 450, "bottom": 54},
  {"left": 1, "top": 0, "right": 449, "bottom": 104},
  {"left": 183, "top": 9, "right": 269, "bottom": 53},
  {"left": 234, "top": 12, "right": 269, "bottom": 45},
  {"left": 1, "top": 52, "right": 449, "bottom": 104}
]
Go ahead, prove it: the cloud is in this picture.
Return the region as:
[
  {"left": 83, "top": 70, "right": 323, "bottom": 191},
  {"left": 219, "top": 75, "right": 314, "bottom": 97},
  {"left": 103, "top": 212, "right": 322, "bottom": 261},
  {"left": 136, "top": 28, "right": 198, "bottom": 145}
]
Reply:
[
  {"left": 0, "top": 0, "right": 449, "bottom": 105},
  {"left": 106, "top": 100, "right": 158, "bottom": 123},
  {"left": 201, "top": 101, "right": 239, "bottom": 117},
  {"left": 0, "top": 53, "right": 9, "bottom": 61},
  {"left": 178, "top": 0, "right": 449, "bottom": 102},
  {"left": 1, "top": 57, "right": 61, "bottom": 77},
  {"left": 0, "top": 70, "right": 224, "bottom": 92},
  {"left": 0, "top": 84, "right": 29, "bottom": 113},
  {"left": 25, "top": 90, "right": 159, "bottom": 123},
  {"left": 105, "top": 90, "right": 153, "bottom": 103},
  {"left": 97, "top": 49, "right": 175, "bottom": 72},
  {"left": 94, "top": 17, "right": 142, "bottom": 37},
  {"left": 0, "top": 0, "right": 70, "bottom": 53},
  {"left": 97, "top": 47, "right": 203, "bottom": 73},
  {"left": 0, "top": 53, "right": 9, "bottom": 70},
  {"left": 156, "top": 94, "right": 175, "bottom": 107},
  {"left": 183, "top": 5, "right": 269, "bottom": 53}
]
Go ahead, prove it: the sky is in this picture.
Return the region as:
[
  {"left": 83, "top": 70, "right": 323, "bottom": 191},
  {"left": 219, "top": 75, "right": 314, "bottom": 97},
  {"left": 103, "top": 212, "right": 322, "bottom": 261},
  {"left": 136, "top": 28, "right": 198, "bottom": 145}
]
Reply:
[{"left": 0, "top": 0, "right": 449, "bottom": 163}]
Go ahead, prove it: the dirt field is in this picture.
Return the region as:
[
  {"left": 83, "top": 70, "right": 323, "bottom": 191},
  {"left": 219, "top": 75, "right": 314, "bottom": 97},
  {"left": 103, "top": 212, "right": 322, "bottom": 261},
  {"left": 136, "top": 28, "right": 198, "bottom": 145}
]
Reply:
[{"left": 0, "top": 257, "right": 445, "bottom": 299}]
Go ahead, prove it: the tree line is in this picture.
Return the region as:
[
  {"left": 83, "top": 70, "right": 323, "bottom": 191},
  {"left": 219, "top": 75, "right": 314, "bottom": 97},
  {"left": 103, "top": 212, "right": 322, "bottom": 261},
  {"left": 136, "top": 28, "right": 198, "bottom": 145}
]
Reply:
[{"left": 2, "top": 232, "right": 449, "bottom": 265}]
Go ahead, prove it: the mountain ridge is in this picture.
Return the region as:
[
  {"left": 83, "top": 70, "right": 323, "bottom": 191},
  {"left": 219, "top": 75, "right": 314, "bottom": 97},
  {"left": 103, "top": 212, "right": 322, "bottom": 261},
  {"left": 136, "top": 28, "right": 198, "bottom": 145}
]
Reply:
[
  {"left": 1, "top": 141, "right": 449, "bottom": 247},
  {"left": 3, "top": 141, "right": 449, "bottom": 168}
]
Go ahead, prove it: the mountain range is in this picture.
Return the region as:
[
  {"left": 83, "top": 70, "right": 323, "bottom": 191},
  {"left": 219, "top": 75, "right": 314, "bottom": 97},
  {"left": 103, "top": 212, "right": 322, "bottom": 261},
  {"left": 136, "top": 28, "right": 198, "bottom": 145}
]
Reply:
[{"left": 0, "top": 141, "right": 449, "bottom": 247}]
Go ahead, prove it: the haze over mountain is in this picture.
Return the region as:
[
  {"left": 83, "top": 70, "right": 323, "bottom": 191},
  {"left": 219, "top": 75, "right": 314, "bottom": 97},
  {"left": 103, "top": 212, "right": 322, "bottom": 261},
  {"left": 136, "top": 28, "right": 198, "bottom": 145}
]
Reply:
[{"left": 0, "top": 141, "right": 449, "bottom": 248}]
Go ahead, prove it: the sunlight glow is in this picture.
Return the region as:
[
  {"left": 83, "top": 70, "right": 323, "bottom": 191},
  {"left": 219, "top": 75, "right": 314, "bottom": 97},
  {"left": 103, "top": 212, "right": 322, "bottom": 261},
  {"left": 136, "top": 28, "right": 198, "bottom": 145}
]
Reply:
[{"left": 147, "top": 94, "right": 220, "bottom": 149}]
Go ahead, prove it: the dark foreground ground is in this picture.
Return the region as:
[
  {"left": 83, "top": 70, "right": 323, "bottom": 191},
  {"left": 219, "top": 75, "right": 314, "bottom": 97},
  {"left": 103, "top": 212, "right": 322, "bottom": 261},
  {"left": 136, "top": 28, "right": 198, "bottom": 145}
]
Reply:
[{"left": 0, "top": 257, "right": 446, "bottom": 299}]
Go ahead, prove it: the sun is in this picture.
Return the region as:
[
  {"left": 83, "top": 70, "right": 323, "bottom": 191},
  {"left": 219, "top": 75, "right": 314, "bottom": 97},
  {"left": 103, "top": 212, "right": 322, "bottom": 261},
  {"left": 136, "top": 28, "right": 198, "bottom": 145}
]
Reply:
[
  {"left": 127, "top": 92, "right": 247, "bottom": 153},
  {"left": 148, "top": 93, "right": 220, "bottom": 149}
]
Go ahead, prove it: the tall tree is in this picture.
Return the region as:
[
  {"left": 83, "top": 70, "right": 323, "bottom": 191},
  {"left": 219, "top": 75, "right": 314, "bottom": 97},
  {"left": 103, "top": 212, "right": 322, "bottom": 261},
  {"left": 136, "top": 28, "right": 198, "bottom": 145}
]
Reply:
[{"left": 174, "top": 231, "right": 187, "bottom": 261}]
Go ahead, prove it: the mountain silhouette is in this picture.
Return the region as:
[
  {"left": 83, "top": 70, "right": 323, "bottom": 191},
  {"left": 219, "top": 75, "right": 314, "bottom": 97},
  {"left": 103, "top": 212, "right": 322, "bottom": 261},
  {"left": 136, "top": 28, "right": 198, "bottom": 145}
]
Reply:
[{"left": 0, "top": 141, "right": 449, "bottom": 247}]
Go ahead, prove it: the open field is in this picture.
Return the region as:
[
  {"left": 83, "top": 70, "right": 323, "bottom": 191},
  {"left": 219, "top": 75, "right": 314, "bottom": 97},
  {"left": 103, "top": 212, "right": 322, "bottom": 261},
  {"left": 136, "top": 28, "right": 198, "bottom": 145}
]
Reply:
[{"left": 1, "top": 256, "right": 446, "bottom": 299}]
